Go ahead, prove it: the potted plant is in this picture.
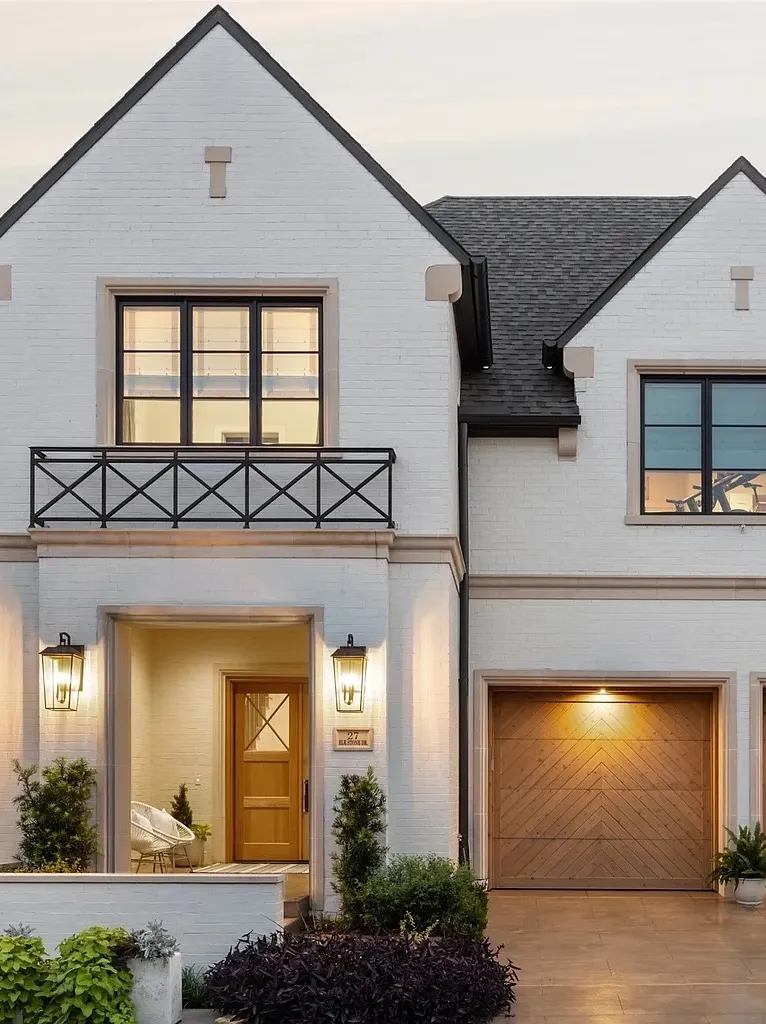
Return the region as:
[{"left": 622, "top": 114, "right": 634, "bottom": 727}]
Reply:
[
  {"left": 190, "top": 823, "right": 212, "bottom": 868},
  {"left": 128, "top": 921, "right": 182, "bottom": 1024},
  {"left": 710, "top": 823, "right": 766, "bottom": 907}
]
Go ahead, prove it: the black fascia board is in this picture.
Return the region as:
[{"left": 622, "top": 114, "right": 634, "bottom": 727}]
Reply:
[{"left": 459, "top": 406, "right": 581, "bottom": 437}]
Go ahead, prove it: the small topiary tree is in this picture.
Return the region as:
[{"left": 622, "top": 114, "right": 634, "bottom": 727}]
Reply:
[
  {"left": 13, "top": 757, "right": 99, "bottom": 871},
  {"left": 331, "top": 767, "right": 386, "bottom": 926},
  {"left": 170, "top": 783, "right": 193, "bottom": 827}
]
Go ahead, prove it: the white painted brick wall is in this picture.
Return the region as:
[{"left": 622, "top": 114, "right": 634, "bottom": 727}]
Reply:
[
  {"left": 0, "top": 875, "right": 283, "bottom": 967},
  {"left": 470, "top": 598, "right": 761, "bottom": 824},
  {"left": 470, "top": 172, "right": 766, "bottom": 574},
  {"left": 0, "top": 562, "right": 39, "bottom": 864},
  {"left": 0, "top": 24, "right": 460, "bottom": 534},
  {"left": 387, "top": 563, "right": 458, "bottom": 859}
]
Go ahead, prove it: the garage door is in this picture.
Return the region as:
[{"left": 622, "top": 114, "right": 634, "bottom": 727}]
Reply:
[{"left": 491, "top": 691, "right": 714, "bottom": 889}]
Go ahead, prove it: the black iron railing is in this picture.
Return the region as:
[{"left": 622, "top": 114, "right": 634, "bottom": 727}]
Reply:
[{"left": 30, "top": 447, "right": 396, "bottom": 529}]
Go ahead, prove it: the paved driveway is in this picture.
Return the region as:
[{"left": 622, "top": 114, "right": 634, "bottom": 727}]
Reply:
[{"left": 488, "top": 891, "right": 766, "bottom": 1023}]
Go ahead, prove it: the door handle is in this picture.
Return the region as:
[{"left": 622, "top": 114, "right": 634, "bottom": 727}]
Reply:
[{"left": 303, "top": 779, "right": 310, "bottom": 814}]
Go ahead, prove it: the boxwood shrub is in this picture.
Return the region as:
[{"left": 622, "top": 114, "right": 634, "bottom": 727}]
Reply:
[
  {"left": 355, "top": 854, "right": 488, "bottom": 939},
  {"left": 206, "top": 931, "right": 516, "bottom": 1024}
]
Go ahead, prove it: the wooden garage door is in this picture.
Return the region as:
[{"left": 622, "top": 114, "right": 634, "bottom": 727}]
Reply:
[{"left": 491, "top": 691, "right": 714, "bottom": 889}]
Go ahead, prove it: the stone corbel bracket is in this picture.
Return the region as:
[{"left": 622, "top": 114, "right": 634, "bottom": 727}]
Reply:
[
  {"left": 204, "top": 146, "right": 232, "bottom": 199},
  {"left": 425, "top": 264, "right": 463, "bottom": 302},
  {"left": 558, "top": 346, "right": 594, "bottom": 460},
  {"left": 0, "top": 265, "right": 11, "bottom": 300}
]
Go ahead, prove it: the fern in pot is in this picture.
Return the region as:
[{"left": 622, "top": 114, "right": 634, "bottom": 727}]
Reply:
[
  {"left": 128, "top": 921, "right": 182, "bottom": 1024},
  {"left": 710, "top": 824, "right": 766, "bottom": 907}
]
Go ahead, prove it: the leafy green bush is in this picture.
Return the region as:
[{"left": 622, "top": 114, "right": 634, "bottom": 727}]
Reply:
[
  {"left": 182, "top": 964, "right": 211, "bottom": 1008},
  {"left": 710, "top": 823, "right": 766, "bottom": 886},
  {"left": 0, "top": 929, "right": 47, "bottom": 1020},
  {"left": 37, "top": 925, "right": 135, "bottom": 1024},
  {"left": 357, "top": 854, "right": 488, "bottom": 940},
  {"left": 13, "top": 757, "right": 99, "bottom": 871},
  {"left": 331, "top": 767, "right": 386, "bottom": 926}
]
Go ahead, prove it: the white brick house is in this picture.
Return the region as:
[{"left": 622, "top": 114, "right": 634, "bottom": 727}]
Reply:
[{"left": 2, "top": 3, "right": 766, "bottom": 923}]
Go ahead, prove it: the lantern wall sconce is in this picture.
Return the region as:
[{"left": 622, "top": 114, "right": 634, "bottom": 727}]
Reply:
[
  {"left": 332, "top": 634, "right": 367, "bottom": 713},
  {"left": 40, "top": 632, "right": 85, "bottom": 711}
]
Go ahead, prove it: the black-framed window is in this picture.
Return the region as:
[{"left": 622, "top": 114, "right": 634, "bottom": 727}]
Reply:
[
  {"left": 642, "top": 376, "right": 766, "bottom": 514},
  {"left": 117, "top": 297, "right": 322, "bottom": 446}
]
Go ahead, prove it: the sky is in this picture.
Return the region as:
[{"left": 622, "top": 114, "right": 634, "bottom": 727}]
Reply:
[{"left": 1, "top": 0, "right": 766, "bottom": 214}]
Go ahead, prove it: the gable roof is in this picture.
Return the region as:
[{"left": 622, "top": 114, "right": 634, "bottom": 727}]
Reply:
[
  {"left": 428, "top": 194, "right": 693, "bottom": 424},
  {"left": 544, "top": 155, "right": 766, "bottom": 363},
  {"left": 0, "top": 4, "right": 492, "bottom": 369}
]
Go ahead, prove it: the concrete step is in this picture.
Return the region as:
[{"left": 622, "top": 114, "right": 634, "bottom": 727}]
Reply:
[
  {"left": 283, "top": 915, "right": 304, "bottom": 934},
  {"left": 284, "top": 894, "right": 310, "bottom": 921}
]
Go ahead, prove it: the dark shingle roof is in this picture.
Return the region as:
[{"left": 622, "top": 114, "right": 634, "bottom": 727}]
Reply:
[{"left": 427, "top": 195, "right": 693, "bottom": 419}]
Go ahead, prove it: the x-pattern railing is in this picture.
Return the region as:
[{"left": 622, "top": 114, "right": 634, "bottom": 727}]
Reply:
[{"left": 30, "top": 446, "right": 396, "bottom": 529}]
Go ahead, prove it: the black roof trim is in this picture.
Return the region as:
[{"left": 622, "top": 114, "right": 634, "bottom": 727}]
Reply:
[
  {"left": 0, "top": 6, "right": 494, "bottom": 368},
  {"left": 459, "top": 405, "right": 580, "bottom": 437},
  {"left": 544, "top": 156, "right": 766, "bottom": 362}
]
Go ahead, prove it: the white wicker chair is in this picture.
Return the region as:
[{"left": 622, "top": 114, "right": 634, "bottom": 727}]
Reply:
[
  {"left": 132, "top": 801, "right": 195, "bottom": 873},
  {"left": 130, "top": 805, "right": 175, "bottom": 873}
]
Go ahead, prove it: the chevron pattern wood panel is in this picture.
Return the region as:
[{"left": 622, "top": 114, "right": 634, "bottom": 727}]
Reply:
[{"left": 491, "top": 691, "right": 713, "bottom": 889}]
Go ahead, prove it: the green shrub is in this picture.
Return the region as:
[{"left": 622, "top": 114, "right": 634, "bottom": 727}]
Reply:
[
  {"left": 0, "top": 930, "right": 47, "bottom": 1020},
  {"left": 331, "top": 767, "right": 386, "bottom": 926},
  {"left": 357, "top": 854, "right": 488, "bottom": 940},
  {"left": 37, "top": 925, "right": 135, "bottom": 1024},
  {"left": 182, "top": 964, "right": 211, "bottom": 1008},
  {"left": 13, "top": 757, "right": 99, "bottom": 871},
  {"left": 710, "top": 823, "right": 766, "bottom": 886},
  {"left": 170, "top": 783, "right": 193, "bottom": 827}
]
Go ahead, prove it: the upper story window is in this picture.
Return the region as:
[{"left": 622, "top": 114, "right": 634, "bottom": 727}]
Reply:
[
  {"left": 117, "top": 298, "right": 322, "bottom": 445},
  {"left": 642, "top": 376, "right": 766, "bottom": 514}
]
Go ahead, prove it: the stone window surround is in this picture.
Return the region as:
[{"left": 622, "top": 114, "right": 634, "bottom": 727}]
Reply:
[
  {"left": 626, "top": 359, "right": 766, "bottom": 524},
  {"left": 96, "top": 278, "right": 340, "bottom": 447},
  {"left": 471, "top": 669, "right": 738, "bottom": 887}
]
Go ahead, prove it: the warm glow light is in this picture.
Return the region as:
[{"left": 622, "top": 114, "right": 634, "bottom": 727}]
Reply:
[
  {"left": 331, "top": 635, "right": 367, "bottom": 713},
  {"left": 599, "top": 688, "right": 607, "bottom": 695},
  {"left": 40, "top": 632, "right": 85, "bottom": 712}
]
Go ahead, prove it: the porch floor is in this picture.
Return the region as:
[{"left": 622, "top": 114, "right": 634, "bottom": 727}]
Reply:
[{"left": 488, "top": 890, "right": 766, "bottom": 1022}]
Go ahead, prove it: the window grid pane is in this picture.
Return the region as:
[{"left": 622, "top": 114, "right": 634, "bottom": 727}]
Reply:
[
  {"left": 642, "top": 377, "right": 766, "bottom": 514},
  {"left": 119, "top": 299, "right": 322, "bottom": 446}
]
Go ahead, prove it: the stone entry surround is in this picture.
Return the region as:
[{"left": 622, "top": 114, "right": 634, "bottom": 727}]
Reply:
[{"left": 489, "top": 891, "right": 766, "bottom": 1022}]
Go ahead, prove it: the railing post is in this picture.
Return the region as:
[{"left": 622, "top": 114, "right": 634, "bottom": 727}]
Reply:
[
  {"left": 29, "top": 448, "right": 36, "bottom": 529},
  {"left": 243, "top": 449, "right": 250, "bottom": 529},
  {"left": 172, "top": 449, "right": 179, "bottom": 528},
  {"left": 315, "top": 449, "right": 322, "bottom": 528},
  {"left": 100, "top": 450, "right": 108, "bottom": 528},
  {"left": 387, "top": 449, "right": 395, "bottom": 528}
]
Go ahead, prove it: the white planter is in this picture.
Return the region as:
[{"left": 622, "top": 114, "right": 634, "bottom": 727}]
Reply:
[
  {"left": 129, "top": 951, "right": 182, "bottom": 1024},
  {"left": 735, "top": 878, "right": 766, "bottom": 908},
  {"left": 186, "top": 837, "right": 208, "bottom": 868}
]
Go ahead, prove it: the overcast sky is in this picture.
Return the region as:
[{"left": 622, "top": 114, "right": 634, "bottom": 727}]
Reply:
[{"left": 1, "top": 0, "right": 765, "bottom": 214}]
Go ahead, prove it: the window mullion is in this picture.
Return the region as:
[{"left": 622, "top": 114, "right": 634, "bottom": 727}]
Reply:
[
  {"left": 701, "top": 378, "right": 713, "bottom": 513},
  {"left": 181, "top": 300, "right": 193, "bottom": 446},
  {"left": 253, "top": 302, "right": 262, "bottom": 445}
]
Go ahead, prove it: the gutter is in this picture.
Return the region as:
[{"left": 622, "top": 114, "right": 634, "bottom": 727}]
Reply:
[{"left": 457, "top": 420, "right": 471, "bottom": 865}]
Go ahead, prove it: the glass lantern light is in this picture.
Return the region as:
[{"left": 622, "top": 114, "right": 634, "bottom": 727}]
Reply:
[
  {"left": 40, "top": 632, "right": 85, "bottom": 711},
  {"left": 331, "top": 634, "right": 367, "bottom": 713}
]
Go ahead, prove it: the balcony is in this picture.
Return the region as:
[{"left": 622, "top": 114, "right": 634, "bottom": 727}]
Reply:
[{"left": 30, "top": 447, "right": 396, "bottom": 529}]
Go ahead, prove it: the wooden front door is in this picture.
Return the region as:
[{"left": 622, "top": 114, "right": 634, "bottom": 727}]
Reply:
[
  {"left": 232, "top": 680, "right": 305, "bottom": 862},
  {"left": 491, "top": 690, "right": 714, "bottom": 889}
]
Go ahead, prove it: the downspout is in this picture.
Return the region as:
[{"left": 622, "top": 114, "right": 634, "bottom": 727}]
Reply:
[{"left": 457, "top": 419, "right": 471, "bottom": 865}]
